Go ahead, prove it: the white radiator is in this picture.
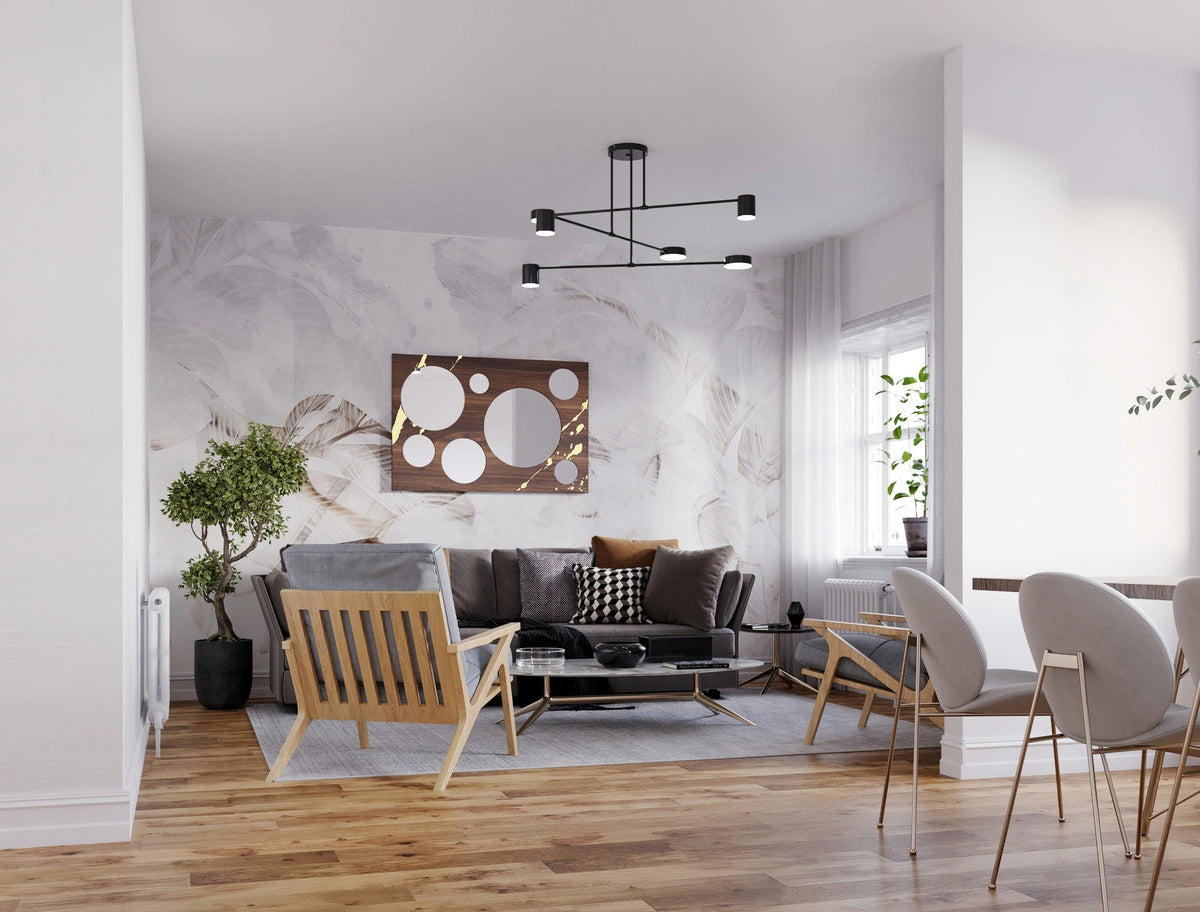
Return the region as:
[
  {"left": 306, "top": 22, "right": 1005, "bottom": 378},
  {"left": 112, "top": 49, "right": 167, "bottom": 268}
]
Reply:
[
  {"left": 821, "top": 578, "right": 895, "bottom": 624},
  {"left": 143, "top": 587, "right": 171, "bottom": 757}
]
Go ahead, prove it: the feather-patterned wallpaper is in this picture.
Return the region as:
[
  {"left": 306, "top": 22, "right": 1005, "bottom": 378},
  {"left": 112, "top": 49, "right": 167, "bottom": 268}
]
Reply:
[{"left": 148, "top": 215, "right": 786, "bottom": 679}]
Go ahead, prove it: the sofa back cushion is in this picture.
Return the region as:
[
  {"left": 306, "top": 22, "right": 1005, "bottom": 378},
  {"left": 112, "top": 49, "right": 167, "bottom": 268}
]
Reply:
[
  {"left": 643, "top": 545, "right": 734, "bottom": 630},
  {"left": 591, "top": 535, "right": 679, "bottom": 569},
  {"left": 517, "top": 548, "right": 593, "bottom": 623},
  {"left": 446, "top": 548, "right": 498, "bottom": 621},
  {"left": 492, "top": 548, "right": 591, "bottom": 620}
]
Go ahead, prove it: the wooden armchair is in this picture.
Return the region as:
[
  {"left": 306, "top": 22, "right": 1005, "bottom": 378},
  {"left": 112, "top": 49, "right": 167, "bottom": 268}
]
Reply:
[
  {"left": 797, "top": 615, "right": 937, "bottom": 745},
  {"left": 266, "top": 588, "right": 520, "bottom": 791}
]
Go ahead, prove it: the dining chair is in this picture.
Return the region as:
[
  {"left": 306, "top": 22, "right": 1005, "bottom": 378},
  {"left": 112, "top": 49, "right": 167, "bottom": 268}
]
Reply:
[
  {"left": 990, "top": 572, "right": 1200, "bottom": 912},
  {"left": 882, "top": 567, "right": 1063, "bottom": 856},
  {"left": 1143, "top": 577, "right": 1200, "bottom": 912}
]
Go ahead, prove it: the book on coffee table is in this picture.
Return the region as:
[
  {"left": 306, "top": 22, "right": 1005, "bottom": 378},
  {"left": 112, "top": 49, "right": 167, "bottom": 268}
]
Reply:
[{"left": 662, "top": 660, "right": 731, "bottom": 670}]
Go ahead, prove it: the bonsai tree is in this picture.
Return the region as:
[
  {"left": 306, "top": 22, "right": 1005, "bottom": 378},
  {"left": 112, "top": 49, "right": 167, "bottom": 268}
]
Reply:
[
  {"left": 878, "top": 365, "right": 930, "bottom": 517},
  {"left": 162, "top": 422, "right": 308, "bottom": 641}
]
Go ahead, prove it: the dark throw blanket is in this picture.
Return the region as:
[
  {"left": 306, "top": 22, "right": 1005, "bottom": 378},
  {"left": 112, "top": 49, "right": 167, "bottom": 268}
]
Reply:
[{"left": 463, "top": 618, "right": 611, "bottom": 703}]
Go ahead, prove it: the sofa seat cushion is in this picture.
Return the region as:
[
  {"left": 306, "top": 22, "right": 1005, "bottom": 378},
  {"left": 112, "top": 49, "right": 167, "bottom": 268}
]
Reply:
[{"left": 794, "top": 632, "right": 928, "bottom": 691}]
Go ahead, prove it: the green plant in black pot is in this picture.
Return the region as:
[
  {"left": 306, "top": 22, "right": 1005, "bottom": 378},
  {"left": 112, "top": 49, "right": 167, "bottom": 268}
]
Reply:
[
  {"left": 162, "top": 422, "right": 308, "bottom": 708},
  {"left": 879, "top": 365, "right": 930, "bottom": 556}
]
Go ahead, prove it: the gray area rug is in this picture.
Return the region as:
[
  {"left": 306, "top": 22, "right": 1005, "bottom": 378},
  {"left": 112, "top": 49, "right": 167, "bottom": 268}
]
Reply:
[{"left": 247, "top": 690, "right": 942, "bottom": 782}]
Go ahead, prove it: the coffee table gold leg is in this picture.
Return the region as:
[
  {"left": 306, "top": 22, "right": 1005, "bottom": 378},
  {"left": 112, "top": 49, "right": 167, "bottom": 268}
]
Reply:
[
  {"left": 693, "top": 673, "right": 755, "bottom": 725},
  {"left": 515, "top": 698, "right": 552, "bottom": 735}
]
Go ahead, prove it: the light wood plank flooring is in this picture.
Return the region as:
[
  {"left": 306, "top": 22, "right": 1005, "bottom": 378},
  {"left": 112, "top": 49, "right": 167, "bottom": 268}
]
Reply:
[{"left": 1, "top": 696, "right": 1199, "bottom": 911}]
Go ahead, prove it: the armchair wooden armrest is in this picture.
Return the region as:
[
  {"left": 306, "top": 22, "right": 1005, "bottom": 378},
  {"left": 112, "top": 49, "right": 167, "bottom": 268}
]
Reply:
[
  {"left": 858, "top": 611, "right": 908, "bottom": 626},
  {"left": 449, "top": 622, "right": 521, "bottom": 653},
  {"left": 806, "top": 617, "right": 913, "bottom": 640}
]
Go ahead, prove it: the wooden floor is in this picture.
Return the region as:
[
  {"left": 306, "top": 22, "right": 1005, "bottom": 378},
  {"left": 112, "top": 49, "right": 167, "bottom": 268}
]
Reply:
[{"left": 2, "top": 694, "right": 1199, "bottom": 911}]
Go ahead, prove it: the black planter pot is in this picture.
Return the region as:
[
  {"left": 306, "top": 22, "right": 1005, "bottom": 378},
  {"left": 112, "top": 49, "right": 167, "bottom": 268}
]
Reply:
[
  {"left": 903, "top": 517, "right": 928, "bottom": 558},
  {"left": 194, "top": 638, "right": 253, "bottom": 710}
]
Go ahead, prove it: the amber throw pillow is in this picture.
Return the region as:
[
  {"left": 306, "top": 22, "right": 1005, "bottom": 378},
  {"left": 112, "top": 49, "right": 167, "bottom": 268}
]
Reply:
[
  {"left": 591, "top": 535, "right": 680, "bottom": 569},
  {"left": 642, "top": 545, "right": 734, "bottom": 630}
]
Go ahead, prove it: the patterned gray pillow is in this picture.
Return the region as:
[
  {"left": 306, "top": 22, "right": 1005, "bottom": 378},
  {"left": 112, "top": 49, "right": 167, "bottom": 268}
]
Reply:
[
  {"left": 517, "top": 549, "right": 593, "bottom": 623},
  {"left": 570, "top": 565, "right": 653, "bottom": 624}
]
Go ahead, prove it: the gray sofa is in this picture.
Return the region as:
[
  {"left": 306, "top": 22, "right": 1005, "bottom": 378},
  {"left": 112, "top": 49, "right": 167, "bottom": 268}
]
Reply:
[{"left": 254, "top": 543, "right": 755, "bottom": 705}]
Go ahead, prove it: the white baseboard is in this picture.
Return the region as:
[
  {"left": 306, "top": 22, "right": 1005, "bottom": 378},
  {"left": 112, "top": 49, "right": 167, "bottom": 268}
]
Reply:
[
  {"left": 0, "top": 788, "right": 135, "bottom": 849},
  {"left": 171, "top": 671, "right": 274, "bottom": 703},
  {"left": 0, "top": 719, "right": 150, "bottom": 849},
  {"left": 938, "top": 720, "right": 1179, "bottom": 780}
]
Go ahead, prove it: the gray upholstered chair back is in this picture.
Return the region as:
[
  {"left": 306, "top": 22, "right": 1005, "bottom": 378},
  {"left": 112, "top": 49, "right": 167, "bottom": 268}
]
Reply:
[
  {"left": 1019, "top": 572, "right": 1174, "bottom": 743},
  {"left": 1173, "top": 577, "right": 1200, "bottom": 681},
  {"left": 281, "top": 542, "right": 460, "bottom": 641},
  {"left": 891, "top": 567, "right": 988, "bottom": 711}
]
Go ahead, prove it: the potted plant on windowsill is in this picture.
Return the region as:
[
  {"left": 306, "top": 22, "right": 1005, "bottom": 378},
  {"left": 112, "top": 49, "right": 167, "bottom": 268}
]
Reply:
[
  {"left": 879, "top": 365, "right": 930, "bottom": 557},
  {"left": 161, "top": 422, "right": 308, "bottom": 710}
]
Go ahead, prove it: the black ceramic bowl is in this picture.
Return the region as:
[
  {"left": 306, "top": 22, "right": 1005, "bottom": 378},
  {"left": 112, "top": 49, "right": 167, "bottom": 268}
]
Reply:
[{"left": 593, "top": 641, "right": 647, "bottom": 668}]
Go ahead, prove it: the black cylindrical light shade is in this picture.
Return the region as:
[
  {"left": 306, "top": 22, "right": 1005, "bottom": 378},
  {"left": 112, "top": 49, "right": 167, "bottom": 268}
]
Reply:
[
  {"left": 737, "top": 194, "right": 756, "bottom": 221},
  {"left": 521, "top": 263, "right": 541, "bottom": 288},
  {"left": 723, "top": 254, "right": 752, "bottom": 270},
  {"left": 659, "top": 246, "right": 687, "bottom": 262},
  {"left": 533, "top": 208, "right": 556, "bottom": 236}
]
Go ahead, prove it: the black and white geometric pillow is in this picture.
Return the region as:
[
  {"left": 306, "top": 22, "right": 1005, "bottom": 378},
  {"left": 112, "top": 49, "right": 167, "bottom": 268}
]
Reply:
[{"left": 569, "top": 565, "right": 653, "bottom": 624}]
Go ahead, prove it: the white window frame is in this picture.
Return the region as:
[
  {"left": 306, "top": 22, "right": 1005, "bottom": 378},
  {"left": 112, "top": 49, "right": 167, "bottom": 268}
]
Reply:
[{"left": 840, "top": 298, "right": 931, "bottom": 558}]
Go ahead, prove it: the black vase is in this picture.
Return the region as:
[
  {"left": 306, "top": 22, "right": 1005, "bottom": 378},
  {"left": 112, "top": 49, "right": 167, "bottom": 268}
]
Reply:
[
  {"left": 194, "top": 638, "right": 253, "bottom": 710},
  {"left": 787, "top": 601, "right": 806, "bottom": 627}
]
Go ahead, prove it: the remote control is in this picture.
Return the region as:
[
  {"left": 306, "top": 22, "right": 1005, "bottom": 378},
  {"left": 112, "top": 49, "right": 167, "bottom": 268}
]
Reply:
[{"left": 663, "top": 660, "right": 730, "bottom": 669}]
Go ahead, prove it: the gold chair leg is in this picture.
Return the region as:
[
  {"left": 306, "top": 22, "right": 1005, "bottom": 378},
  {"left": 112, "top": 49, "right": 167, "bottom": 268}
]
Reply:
[
  {"left": 1077, "top": 654, "right": 1111, "bottom": 912},
  {"left": 990, "top": 660, "right": 1048, "bottom": 890},
  {"left": 909, "top": 636, "right": 922, "bottom": 856},
  {"left": 1142, "top": 748, "right": 1167, "bottom": 837},
  {"left": 1099, "top": 752, "right": 1132, "bottom": 858},
  {"left": 878, "top": 686, "right": 906, "bottom": 829},
  {"left": 266, "top": 710, "right": 312, "bottom": 782},
  {"left": 1051, "top": 714, "right": 1065, "bottom": 822},
  {"left": 1144, "top": 678, "right": 1200, "bottom": 912}
]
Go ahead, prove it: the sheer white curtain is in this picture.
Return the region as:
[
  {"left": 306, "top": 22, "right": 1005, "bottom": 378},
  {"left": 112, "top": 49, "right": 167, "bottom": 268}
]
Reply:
[{"left": 783, "top": 239, "right": 841, "bottom": 625}]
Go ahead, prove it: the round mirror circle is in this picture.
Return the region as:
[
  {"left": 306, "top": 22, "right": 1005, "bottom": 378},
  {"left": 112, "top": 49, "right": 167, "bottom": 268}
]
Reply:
[
  {"left": 469, "top": 373, "right": 490, "bottom": 394},
  {"left": 400, "top": 366, "right": 465, "bottom": 431},
  {"left": 402, "top": 434, "right": 435, "bottom": 468},
  {"left": 484, "top": 388, "right": 562, "bottom": 468},
  {"left": 548, "top": 368, "right": 579, "bottom": 400},
  {"left": 554, "top": 459, "right": 579, "bottom": 485},
  {"left": 441, "top": 438, "right": 487, "bottom": 484}
]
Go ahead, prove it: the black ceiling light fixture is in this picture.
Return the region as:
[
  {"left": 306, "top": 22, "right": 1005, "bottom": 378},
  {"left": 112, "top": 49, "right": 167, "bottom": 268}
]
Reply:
[{"left": 520, "top": 142, "right": 755, "bottom": 288}]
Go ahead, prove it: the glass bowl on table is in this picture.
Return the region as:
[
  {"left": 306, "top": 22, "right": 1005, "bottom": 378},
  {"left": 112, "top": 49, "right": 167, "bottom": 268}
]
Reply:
[{"left": 514, "top": 647, "right": 566, "bottom": 669}]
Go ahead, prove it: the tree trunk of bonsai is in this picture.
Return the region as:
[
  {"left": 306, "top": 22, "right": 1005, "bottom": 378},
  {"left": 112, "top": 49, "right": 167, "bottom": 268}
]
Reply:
[{"left": 211, "top": 594, "right": 238, "bottom": 642}]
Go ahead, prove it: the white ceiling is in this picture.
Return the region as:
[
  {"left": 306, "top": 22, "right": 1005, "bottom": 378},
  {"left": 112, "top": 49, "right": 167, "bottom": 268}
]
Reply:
[{"left": 132, "top": 1, "right": 1200, "bottom": 259}]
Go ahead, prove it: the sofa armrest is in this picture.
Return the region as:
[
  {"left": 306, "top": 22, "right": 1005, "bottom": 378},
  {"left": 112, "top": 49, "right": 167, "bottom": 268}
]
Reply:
[{"left": 726, "top": 573, "right": 755, "bottom": 655}]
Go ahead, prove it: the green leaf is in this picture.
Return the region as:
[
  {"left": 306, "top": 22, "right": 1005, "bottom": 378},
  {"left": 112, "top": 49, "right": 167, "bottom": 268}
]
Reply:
[
  {"left": 880, "top": 374, "right": 894, "bottom": 385},
  {"left": 1181, "top": 388, "right": 1193, "bottom": 400}
]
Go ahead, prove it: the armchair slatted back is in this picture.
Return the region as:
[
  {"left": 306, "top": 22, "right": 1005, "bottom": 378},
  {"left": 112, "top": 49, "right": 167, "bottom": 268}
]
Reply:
[{"left": 282, "top": 589, "right": 468, "bottom": 726}]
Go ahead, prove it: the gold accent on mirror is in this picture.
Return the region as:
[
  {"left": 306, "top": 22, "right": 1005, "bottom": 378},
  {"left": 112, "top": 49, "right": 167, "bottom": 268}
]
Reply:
[{"left": 390, "top": 353, "right": 589, "bottom": 493}]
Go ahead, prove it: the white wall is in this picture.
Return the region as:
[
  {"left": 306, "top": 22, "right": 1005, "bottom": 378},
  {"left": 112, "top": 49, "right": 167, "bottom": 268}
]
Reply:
[
  {"left": 0, "top": 0, "right": 148, "bottom": 847},
  {"left": 146, "top": 217, "right": 786, "bottom": 693},
  {"left": 943, "top": 45, "right": 1199, "bottom": 777},
  {"left": 841, "top": 199, "right": 936, "bottom": 323}
]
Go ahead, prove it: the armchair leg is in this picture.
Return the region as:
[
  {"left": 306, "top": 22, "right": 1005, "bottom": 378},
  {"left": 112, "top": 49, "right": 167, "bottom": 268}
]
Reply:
[
  {"left": 499, "top": 667, "right": 518, "bottom": 756},
  {"left": 357, "top": 720, "right": 370, "bottom": 749},
  {"left": 435, "top": 713, "right": 476, "bottom": 792},
  {"left": 858, "top": 693, "right": 876, "bottom": 728},
  {"left": 803, "top": 673, "right": 836, "bottom": 745},
  {"left": 266, "top": 710, "right": 312, "bottom": 782}
]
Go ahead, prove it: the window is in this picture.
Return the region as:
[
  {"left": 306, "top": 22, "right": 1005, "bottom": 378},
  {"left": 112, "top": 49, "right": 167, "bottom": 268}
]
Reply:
[{"left": 840, "top": 301, "right": 930, "bottom": 557}]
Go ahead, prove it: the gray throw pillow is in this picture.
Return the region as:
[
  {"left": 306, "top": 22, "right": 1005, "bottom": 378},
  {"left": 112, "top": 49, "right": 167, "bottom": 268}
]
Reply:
[
  {"left": 642, "top": 545, "right": 734, "bottom": 629},
  {"left": 517, "top": 548, "right": 593, "bottom": 623}
]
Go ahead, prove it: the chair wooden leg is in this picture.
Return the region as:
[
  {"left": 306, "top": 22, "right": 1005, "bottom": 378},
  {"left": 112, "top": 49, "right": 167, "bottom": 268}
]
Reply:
[
  {"left": 499, "top": 667, "right": 518, "bottom": 756},
  {"left": 266, "top": 710, "right": 312, "bottom": 782},
  {"left": 356, "top": 720, "right": 370, "bottom": 749},
  {"left": 858, "top": 693, "right": 876, "bottom": 728},
  {"left": 434, "top": 712, "right": 477, "bottom": 792},
  {"left": 803, "top": 673, "right": 836, "bottom": 745}
]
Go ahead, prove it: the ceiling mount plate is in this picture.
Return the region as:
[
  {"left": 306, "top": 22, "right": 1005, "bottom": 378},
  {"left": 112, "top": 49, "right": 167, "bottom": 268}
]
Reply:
[{"left": 608, "top": 142, "right": 648, "bottom": 161}]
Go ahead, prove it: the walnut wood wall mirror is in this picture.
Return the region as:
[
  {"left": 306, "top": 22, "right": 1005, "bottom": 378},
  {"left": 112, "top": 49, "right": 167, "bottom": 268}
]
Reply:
[{"left": 390, "top": 353, "right": 588, "bottom": 493}]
